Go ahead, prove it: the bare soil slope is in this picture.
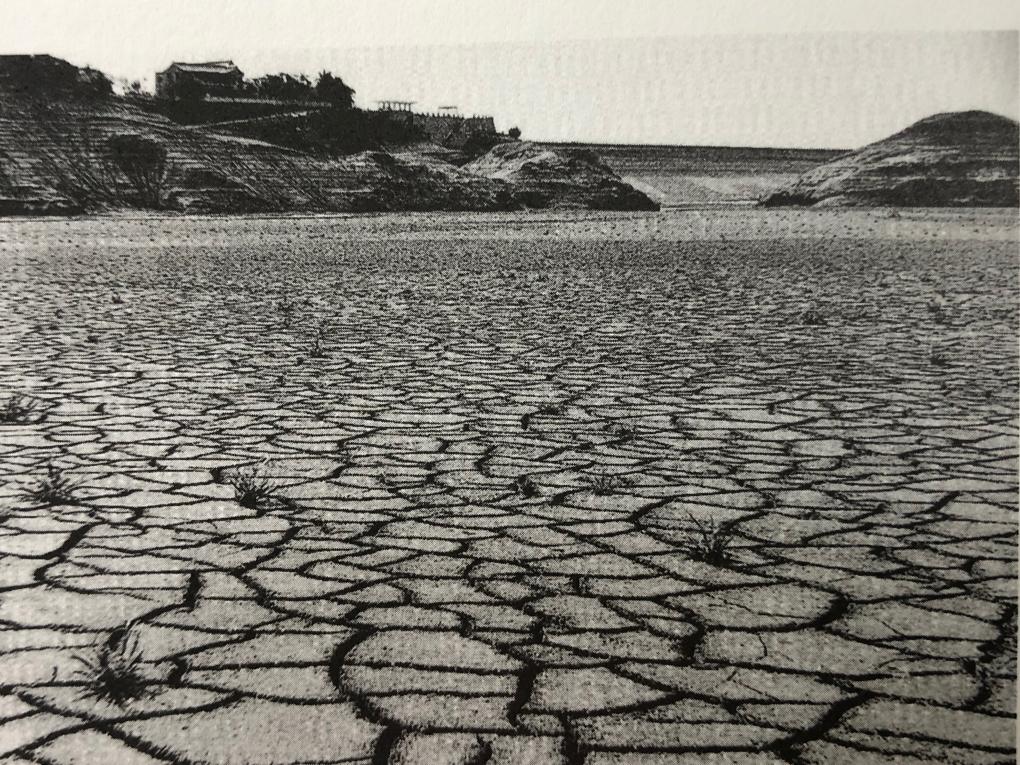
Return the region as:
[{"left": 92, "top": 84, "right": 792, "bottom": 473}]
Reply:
[
  {"left": 464, "top": 141, "right": 659, "bottom": 210},
  {"left": 762, "top": 111, "right": 1019, "bottom": 207},
  {"left": 0, "top": 97, "right": 515, "bottom": 214}
]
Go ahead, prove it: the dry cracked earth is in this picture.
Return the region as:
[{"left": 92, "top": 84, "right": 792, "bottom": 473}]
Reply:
[{"left": 0, "top": 209, "right": 1016, "bottom": 764}]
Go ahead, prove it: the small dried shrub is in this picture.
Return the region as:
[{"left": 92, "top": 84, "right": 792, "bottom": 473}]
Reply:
[
  {"left": 586, "top": 470, "right": 633, "bottom": 496},
  {"left": 683, "top": 514, "right": 735, "bottom": 566},
  {"left": 514, "top": 475, "right": 541, "bottom": 498},
  {"left": 71, "top": 624, "right": 149, "bottom": 706},
  {"left": 227, "top": 464, "right": 278, "bottom": 510},
  {"left": 1, "top": 395, "right": 37, "bottom": 424},
  {"left": 25, "top": 465, "right": 79, "bottom": 505},
  {"left": 799, "top": 307, "right": 826, "bottom": 326}
]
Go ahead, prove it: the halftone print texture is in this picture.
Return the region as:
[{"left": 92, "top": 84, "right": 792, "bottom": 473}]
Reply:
[{"left": 0, "top": 3, "right": 1017, "bottom": 763}]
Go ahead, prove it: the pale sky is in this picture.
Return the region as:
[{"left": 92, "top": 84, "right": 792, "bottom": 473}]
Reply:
[{"left": 2, "top": 0, "right": 1018, "bottom": 148}]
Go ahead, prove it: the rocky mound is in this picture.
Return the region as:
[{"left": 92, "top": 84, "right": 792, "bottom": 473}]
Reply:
[
  {"left": 464, "top": 141, "right": 659, "bottom": 210},
  {"left": 762, "top": 111, "right": 1019, "bottom": 207}
]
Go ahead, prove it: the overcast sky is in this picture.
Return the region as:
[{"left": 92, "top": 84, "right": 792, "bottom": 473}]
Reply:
[{"left": 2, "top": 0, "right": 1017, "bottom": 148}]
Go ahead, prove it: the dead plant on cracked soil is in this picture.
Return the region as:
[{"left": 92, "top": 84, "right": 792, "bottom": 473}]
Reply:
[
  {"left": 25, "top": 465, "right": 79, "bottom": 505},
  {"left": 606, "top": 422, "right": 639, "bottom": 442},
  {"left": 536, "top": 401, "right": 566, "bottom": 417},
  {"left": 227, "top": 464, "right": 280, "bottom": 510},
  {"left": 683, "top": 514, "right": 736, "bottom": 566},
  {"left": 1, "top": 395, "right": 38, "bottom": 424},
  {"left": 798, "top": 306, "right": 827, "bottom": 326},
  {"left": 277, "top": 296, "right": 298, "bottom": 329},
  {"left": 309, "top": 324, "right": 329, "bottom": 358},
  {"left": 71, "top": 624, "right": 150, "bottom": 706},
  {"left": 514, "top": 475, "right": 541, "bottom": 498},
  {"left": 586, "top": 470, "right": 633, "bottom": 496},
  {"left": 336, "top": 447, "right": 355, "bottom": 471}
]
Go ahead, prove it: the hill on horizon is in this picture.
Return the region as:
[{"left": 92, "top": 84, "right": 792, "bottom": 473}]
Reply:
[
  {"left": 761, "top": 110, "right": 1019, "bottom": 207},
  {"left": 0, "top": 55, "right": 660, "bottom": 215}
]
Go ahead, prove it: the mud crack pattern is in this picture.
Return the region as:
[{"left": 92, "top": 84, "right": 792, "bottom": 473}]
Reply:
[{"left": 0, "top": 210, "right": 1016, "bottom": 764}]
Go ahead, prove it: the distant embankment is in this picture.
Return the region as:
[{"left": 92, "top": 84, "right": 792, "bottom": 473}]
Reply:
[{"left": 543, "top": 142, "right": 844, "bottom": 207}]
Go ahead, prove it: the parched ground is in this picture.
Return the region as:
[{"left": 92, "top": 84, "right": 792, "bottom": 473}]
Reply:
[{"left": 0, "top": 208, "right": 1016, "bottom": 764}]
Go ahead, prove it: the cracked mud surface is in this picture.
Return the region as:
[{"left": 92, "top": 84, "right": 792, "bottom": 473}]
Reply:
[{"left": 0, "top": 208, "right": 1016, "bottom": 764}]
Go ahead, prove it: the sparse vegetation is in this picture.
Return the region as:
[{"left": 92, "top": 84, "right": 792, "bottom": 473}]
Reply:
[
  {"left": 309, "top": 325, "right": 328, "bottom": 358},
  {"left": 1, "top": 395, "right": 38, "bottom": 424},
  {"left": 278, "top": 298, "right": 297, "bottom": 328},
  {"left": 28, "top": 102, "right": 124, "bottom": 210},
  {"left": 226, "top": 464, "right": 279, "bottom": 510},
  {"left": 514, "top": 475, "right": 541, "bottom": 498},
  {"left": 683, "top": 514, "right": 736, "bottom": 566},
  {"left": 335, "top": 448, "right": 355, "bottom": 473},
  {"left": 235, "top": 70, "right": 355, "bottom": 108},
  {"left": 25, "top": 465, "right": 79, "bottom": 505},
  {"left": 926, "top": 293, "right": 951, "bottom": 325},
  {"left": 607, "top": 423, "right": 639, "bottom": 442},
  {"left": 107, "top": 133, "right": 169, "bottom": 208},
  {"left": 216, "top": 103, "right": 425, "bottom": 157},
  {"left": 536, "top": 401, "right": 565, "bottom": 417},
  {"left": 799, "top": 307, "right": 826, "bottom": 326},
  {"left": 586, "top": 470, "right": 633, "bottom": 496},
  {"left": 71, "top": 624, "right": 150, "bottom": 706}
]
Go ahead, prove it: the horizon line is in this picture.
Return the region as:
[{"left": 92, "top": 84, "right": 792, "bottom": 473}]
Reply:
[{"left": 534, "top": 138, "right": 852, "bottom": 153}]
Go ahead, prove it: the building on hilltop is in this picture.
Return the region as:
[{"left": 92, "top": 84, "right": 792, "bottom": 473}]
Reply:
[{"left": 155, "top": 61, "right": 243, "bottom": 101}]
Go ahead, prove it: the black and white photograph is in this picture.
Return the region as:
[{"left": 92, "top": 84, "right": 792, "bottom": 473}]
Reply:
[{"left": 0, "top": 2, "right": 1017, "bottom": 762}]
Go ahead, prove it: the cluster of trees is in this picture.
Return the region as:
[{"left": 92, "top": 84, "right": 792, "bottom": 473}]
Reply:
[
  {"left": 241, "top": 70, "right": 355, "bottom": 108},
  {"left": 223, "top": 108, "right": 422, "bottom": 156},
  {"left": 0, "top": 55, "right": 112, "bottom": 99}
]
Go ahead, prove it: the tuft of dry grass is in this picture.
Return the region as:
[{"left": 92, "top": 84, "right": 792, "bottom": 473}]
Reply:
[
  {"left": 514, "top": 475, "right": 541, "bottom": 498},
  {"left": 71, "top": 624, "right": 150, "bottom": 706},
  {"left": 25, "top": 465, "right": 79, "bottom": 505},
  {"left": 336, "top": 448, "right": 354, "bottom": 469},
  {"left": 309, "top": 324, "right": 328, "bottom": 358},
  {"left": 683, "top": 514, "right": 735, "bottom": 566},
  {"left": 799, "top": 307, "right": 826, "bottom": 326},
  {"left": 278, "top": 297, "right": 297, "bottom": 328},
  {"left": 586, "top": 470, "right": 633, "bottom": 496},
  {"left": 1, "top": 395, "right": 38, "bottom": 425},
  {"left": 610, "top": 423, "right": 639, "bottom": 442},
  {"left": 536, "top": 401, "right": 566, "bottom": 417},
  {"left": 226, "top": 464, "right": 279, "bottom": 510}
]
